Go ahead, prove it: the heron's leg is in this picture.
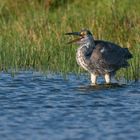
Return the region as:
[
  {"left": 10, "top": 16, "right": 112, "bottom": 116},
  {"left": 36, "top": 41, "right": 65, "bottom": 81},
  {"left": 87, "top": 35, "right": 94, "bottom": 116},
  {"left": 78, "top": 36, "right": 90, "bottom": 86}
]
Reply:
[
  {"left": 104, "top": 73, "right": 111, "bottom": 84},
  {"left": 91, "top": 73, "right": 97, "bottom": 85}
]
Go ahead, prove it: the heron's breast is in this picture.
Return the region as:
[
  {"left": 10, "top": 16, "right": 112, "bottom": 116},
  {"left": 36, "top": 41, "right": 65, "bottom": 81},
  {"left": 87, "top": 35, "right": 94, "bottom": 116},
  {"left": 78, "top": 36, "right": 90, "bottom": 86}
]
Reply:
[{"left": 76, "top": 49, "right": 90, "bottom": 71}]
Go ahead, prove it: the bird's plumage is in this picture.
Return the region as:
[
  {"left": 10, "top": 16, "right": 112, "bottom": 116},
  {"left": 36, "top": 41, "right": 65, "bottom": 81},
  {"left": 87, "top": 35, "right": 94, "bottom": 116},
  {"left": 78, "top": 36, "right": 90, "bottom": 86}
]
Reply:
[
  {"left": 65, "top": 29, "right": 132, "bottom": 84},
  {"left": 89, "top": 40, "right": 132, "bottom": 75}
]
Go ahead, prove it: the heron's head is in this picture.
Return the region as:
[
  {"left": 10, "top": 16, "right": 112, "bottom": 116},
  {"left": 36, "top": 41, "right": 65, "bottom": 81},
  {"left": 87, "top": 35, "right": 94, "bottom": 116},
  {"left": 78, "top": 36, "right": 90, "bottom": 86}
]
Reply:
[{"left": 65, "top": 29, "right": 94, "bottom": 45}]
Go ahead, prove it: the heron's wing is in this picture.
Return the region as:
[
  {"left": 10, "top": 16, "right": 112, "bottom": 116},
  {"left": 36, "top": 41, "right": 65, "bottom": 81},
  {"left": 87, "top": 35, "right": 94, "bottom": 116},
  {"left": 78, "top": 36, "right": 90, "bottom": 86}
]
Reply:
[{"left": 90, "top": 40, "right": 130, "bottom": 72}]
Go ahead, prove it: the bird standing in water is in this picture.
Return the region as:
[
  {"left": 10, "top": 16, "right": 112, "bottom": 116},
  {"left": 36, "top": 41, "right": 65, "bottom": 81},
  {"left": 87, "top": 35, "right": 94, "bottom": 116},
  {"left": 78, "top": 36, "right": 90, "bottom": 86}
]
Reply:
[{"left": 65, "top": 29, "right": 132, "bottom": 85}]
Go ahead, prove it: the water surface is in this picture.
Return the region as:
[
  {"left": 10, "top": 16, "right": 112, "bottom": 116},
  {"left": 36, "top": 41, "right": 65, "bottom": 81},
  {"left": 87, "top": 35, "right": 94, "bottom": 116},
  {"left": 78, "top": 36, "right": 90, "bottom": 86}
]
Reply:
[{"left": 0, "top": 71, "right": 140, "bottom": 140}]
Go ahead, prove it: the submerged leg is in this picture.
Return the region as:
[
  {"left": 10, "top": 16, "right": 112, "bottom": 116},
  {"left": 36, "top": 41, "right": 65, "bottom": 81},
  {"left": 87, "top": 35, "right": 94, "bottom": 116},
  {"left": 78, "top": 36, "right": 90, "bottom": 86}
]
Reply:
[
  {"left": 91, "top": 73, "right": 97, "bottom": 85},
  {"left": 104, "top": 73, "right": 111, "bottom": 84}
]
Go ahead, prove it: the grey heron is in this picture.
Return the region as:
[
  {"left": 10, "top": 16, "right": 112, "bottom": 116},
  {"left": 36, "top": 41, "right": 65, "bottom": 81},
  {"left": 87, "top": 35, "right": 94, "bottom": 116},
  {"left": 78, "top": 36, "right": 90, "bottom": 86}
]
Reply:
[{"left": 65, "top": 29, "right": 132, "bottom": 85}]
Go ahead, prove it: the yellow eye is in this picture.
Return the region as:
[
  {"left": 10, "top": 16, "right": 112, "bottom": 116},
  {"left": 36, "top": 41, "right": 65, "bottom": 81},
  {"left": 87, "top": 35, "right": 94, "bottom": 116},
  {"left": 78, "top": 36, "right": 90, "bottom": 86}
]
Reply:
[{"left": 80, "top": 32, "right": 85, "bottom": 36}]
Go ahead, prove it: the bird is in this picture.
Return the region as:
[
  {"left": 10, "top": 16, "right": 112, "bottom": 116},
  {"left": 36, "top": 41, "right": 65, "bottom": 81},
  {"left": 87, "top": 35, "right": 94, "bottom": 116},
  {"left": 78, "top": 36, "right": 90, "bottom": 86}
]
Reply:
[{"left": 65, "top": 29, "right": 133, "bottom": 85}]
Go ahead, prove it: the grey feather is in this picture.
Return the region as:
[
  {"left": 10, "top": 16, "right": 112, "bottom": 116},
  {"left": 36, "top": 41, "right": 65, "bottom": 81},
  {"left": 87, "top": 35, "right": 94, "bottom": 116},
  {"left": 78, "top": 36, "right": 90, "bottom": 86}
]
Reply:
[{"left": 89, "top": 40, "right": 132, "bottom": 74}]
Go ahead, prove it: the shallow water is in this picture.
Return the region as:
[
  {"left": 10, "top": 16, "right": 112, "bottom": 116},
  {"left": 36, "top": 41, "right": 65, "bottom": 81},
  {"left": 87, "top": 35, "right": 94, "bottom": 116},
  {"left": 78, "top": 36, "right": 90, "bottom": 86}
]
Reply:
[{"left": 0, "top": 71, "right": 140, "bottom": 140}]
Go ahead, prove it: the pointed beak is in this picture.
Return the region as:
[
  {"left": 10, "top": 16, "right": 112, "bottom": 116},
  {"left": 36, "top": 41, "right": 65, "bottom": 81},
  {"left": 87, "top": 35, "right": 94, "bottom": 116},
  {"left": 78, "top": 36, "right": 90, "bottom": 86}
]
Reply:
[
  {"left": 65, "top": 32, "right": 81, "bottom": 36},
  {"left": 65, "top": 32, "right": 82, "bottom": 44}
]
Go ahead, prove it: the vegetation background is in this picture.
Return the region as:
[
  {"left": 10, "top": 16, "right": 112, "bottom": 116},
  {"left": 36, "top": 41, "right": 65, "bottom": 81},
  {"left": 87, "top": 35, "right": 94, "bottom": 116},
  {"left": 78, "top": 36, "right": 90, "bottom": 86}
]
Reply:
[{"left": 0, "top": 0, "right": 140, "bottom": 80}]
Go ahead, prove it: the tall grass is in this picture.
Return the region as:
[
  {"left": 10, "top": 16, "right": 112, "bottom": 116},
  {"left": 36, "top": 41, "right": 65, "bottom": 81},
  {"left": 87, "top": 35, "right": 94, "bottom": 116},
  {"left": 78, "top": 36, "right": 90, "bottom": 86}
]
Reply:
[{"left": 0, "top": 0, "right": 140, "bottom": 80}]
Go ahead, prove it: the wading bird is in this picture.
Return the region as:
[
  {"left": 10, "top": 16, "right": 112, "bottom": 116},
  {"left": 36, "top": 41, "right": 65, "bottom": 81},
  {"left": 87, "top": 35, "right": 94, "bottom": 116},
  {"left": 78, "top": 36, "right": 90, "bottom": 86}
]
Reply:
[{"left": 65, "top": 29, "right": 132, "bottom": 85}]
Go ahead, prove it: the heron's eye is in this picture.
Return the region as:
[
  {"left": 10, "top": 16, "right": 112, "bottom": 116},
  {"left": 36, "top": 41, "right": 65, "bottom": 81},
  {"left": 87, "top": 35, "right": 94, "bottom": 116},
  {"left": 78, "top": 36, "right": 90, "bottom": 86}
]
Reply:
[
  {"left": 80, "top": 32, "right": 84, "bottom": 36},
  {"left": 80, "top": 31, "right": 86, "bottom": 36}
]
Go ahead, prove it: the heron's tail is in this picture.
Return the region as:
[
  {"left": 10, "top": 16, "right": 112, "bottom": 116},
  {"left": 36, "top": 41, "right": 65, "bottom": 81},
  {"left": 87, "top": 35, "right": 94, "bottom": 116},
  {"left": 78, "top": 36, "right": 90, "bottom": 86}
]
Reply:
[{"left": 124, "top": 48, "right": 133, "bottom": 59}]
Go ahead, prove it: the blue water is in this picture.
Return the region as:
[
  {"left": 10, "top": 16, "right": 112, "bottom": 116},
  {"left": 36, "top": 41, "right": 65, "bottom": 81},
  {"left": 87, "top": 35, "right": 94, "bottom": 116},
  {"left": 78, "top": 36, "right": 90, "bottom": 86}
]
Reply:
[{"left": 0, "top": 71, "right": 140, "bottom": 140}]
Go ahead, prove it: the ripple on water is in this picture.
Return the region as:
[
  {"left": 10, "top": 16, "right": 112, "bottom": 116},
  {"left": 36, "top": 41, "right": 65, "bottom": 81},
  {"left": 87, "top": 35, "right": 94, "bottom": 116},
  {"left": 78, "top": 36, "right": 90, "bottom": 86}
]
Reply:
[{"left": 0, "top": 71, "right": 140, "bottom": 140}]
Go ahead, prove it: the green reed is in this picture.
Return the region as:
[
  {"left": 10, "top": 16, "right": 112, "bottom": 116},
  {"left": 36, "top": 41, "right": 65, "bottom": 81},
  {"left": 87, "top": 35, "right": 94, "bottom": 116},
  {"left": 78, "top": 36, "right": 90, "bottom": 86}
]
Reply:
[{"left": 0, "top": 0, "right": 140, "bottom": 80}]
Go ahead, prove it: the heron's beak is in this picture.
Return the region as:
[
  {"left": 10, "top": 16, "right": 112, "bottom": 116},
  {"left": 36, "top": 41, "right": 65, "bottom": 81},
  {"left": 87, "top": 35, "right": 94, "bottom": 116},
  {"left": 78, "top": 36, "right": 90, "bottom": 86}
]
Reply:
[{"left": 65, "top": 32, "right": 82, "bottom": 44}]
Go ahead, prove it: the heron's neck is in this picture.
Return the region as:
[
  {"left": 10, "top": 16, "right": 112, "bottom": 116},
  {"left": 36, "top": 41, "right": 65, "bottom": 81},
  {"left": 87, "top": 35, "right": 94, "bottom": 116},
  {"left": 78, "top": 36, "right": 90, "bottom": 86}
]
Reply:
[
  {"left": 79, "top": 41, "right": 95, "bottom": 56},
  {"left": 76, "top": 42, "right": 95, "bottom": 71}
]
